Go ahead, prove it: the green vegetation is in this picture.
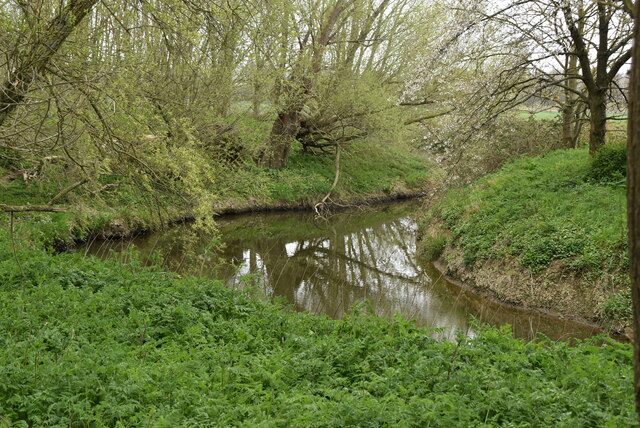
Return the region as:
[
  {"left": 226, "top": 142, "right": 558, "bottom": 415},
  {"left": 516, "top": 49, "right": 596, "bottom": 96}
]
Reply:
[
  {"left": 0, "top": 238, "right": 635, "bottom": 426},
  {"left": 586, "top": 143, "right": 627, "bottom": 184},
  {"left": 0, "top": 0, "right": 637, "bottom": 422},
  {"left": 420, "top": 234, "right": 448, "bottom": 262},
  {"left": 0, "top": 139, "right": 429, "bottom": 245},
  {"left": 247, "top": 141, "right": 430, "bottom": 203},
  {"left": 423, "top": 148, "right": 630, "bottom": 324},
  {"left": 428, "top": 149, "right": 626, "bottom": 272}
]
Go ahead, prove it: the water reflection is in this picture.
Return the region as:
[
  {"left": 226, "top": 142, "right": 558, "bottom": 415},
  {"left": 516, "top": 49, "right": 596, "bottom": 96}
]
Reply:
[{"left": 82, "top": 201, "right": 602, "bottom": 341}]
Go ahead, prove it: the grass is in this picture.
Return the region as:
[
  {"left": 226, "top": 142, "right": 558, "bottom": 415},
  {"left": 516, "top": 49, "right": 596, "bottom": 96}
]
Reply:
[
  {"left": 0, "top": 236, "right": 635, "bottom": 426},
  {"left": 431, "top": 149, "right": 626, "bottom": 272},
  {"left": 423, "top": 148, "right": 630, "bottom": 323},
  {"left": 260, "top": 141, "right": 430, "bottom": 202},
  {"left": 516, "top": 111, "right": 560, "bottom": 120},
  {"left": 0, "top": 137, "right": 430, "bottom": 246}
]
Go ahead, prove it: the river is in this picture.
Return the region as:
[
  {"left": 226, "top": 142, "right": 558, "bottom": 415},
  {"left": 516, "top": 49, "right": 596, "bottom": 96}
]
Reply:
[{"left": 81, "top": 200, "right": 602, "bottom": 341}]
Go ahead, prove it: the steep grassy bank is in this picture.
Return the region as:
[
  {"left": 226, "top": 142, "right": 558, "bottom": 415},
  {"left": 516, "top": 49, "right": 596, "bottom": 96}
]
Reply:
[
  {"left": 420, "top": 148, "right": 630, "bottom": 332},
  {"left": 0, "top": 238, "right": 635, "bottom": 426},
  {"left": 0, "top": 140, "right": 430, "bottom": 246}
]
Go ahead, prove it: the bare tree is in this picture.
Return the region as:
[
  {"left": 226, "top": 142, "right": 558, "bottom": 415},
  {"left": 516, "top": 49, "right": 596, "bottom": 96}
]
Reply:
[{"left": 480, "top": 0, "right": 633, "bottom": 153}]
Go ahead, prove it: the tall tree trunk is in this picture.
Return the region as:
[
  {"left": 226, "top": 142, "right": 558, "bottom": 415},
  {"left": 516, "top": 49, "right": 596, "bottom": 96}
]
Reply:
[
  {"left": 588, "top": 90, "right": 607, "bottom": 154},
  {"left": 562, "top": 102, "right": 577, "bottom": 148},
  {"left": 627, "top": 1, "right": 640, "bottom": 421},
  {"left": 562, "top": 52, "right": 581, "bottom": 149},
  {"left": 0, "top": 0, "right": 99, "bottom": 127},
  {"left": 252, "top": 48, "right": 264, "bottom": 118},
  {"left": 253, "top": 83, "right": 262, "bottom": 118},
  {"left": 259, "top": 110, "right": 301, "bottom": 169}
]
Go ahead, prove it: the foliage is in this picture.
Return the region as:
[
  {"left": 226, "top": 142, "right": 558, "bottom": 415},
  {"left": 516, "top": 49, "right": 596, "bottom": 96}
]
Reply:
[
  {"left": 0, "top": 138, "right": 430, "bottom": 249},
  {"left": 428, "top": 149, "right": 627, "bottom": 275},
  {"left": 0, "top": 240, "right": 635, "bottom": 426},
  {"left": 420, "top": 234, "right": 447, "bottom": 262},
  {"left": 464, "top": 115, "right": 564, "bottom": 179},
  {"left": 425, "top": 114, "right": 564, "bottom": 184},
  {"left": 587, "top": 143, "right": 627, "bottom": 184},
  {"left": 598, "top": 287, "right": 633, "bottom": 325}
]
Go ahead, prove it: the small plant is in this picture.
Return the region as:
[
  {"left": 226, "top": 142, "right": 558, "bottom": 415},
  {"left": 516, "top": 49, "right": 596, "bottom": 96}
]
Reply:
[
  {"left": 587, "top": 143, "right": 627, "bottom": 184},
  {"left": 421, "top": 234, "right": 447, "bottom": 261},
  {"left": 598, "top": 288, "right": 632, "bottom": 323}
]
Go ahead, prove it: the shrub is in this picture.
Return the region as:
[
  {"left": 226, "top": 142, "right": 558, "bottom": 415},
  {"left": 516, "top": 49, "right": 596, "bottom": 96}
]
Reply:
[
  {"left": 598, "top": 288, "right": 633, "bottom": 323},
  {"left": 587, "top": 144, "right": 627, "bottom": 183},
  {"left": 420, "top": 234, "right": 447, "bottom": 261}
]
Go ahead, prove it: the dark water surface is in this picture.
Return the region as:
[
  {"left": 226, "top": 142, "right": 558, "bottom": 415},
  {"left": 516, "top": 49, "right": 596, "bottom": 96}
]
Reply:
[{"left": 81, "top": 201, "right": 602, "bottom": 341}]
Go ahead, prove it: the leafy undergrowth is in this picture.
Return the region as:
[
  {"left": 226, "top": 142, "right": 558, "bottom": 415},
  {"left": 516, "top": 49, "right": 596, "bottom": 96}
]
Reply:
[
  {"left": 0, "top": 140, "right": 430, "bottom": 244},
  {"left": 0, "top": 242, "right": 635, "bottom": 426},
  {"left": 423, "top": 148, "right": 629, "bottom": 322},
  {"left": 224, "top": 140, "right": 431, "bottom": 203}
]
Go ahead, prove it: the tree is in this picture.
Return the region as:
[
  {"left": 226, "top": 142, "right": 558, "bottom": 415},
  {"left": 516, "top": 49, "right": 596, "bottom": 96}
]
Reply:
[
  {"left": 0, "top": 0, "right": 98, "bottom": 127},
  {"left": 255, "top": 0, "right": 434, "bottom": 169},
  {"left": 626, "top": 0, "right": 640, "bottom": 419},
  {"left": 257, "top": 0, "right": 359, "bottom": 169},
  {"left": 563, "top": 0, "right": 633, "bottom": 153},
  {"left": 479, "top": 0, "right": 633, "bottom": 153}
]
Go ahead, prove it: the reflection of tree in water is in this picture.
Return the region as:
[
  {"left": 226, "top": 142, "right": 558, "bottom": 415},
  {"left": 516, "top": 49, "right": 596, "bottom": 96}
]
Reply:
[
  {"left": 83, "top": 203, "right": 603, "bottom": 341},
  {"left": 222, "top": 215, "right": 472, "bottom": 339}
]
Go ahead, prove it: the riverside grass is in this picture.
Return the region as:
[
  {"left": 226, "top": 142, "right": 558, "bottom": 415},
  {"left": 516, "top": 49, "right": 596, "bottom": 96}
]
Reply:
[
  {"left": 0, "top": 139, "right": 430, "bottom": 245},
  {"left": 423, "top": 148, "right": 630, "bottom": 325},
  {"left": 0, "top": 238, "right": 636, "bottom": 426}
]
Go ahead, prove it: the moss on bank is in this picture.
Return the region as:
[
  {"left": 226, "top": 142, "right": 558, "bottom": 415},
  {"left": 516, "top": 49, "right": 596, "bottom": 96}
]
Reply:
[
  {"left": 420, "top": 149, "right": 630, "bottom": 331},
  {"left": 0, "top": 239, "right": 635, "bottom": 426}
]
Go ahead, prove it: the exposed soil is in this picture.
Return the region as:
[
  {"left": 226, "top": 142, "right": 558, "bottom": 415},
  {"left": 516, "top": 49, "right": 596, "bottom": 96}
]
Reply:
[{"left": 431, "top": 246, "right": 632, "bottom": 340}]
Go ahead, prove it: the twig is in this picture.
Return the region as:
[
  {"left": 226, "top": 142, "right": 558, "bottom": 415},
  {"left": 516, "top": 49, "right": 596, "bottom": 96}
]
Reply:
[
  {"left": 48, "top": 178, "right": 88, "bottom": 205},
  {"left": 9, "top": 212, "right": 25, "bottom": 279},
  {"left": 314, "top": 144, "right": 341, "bottom": 218}
]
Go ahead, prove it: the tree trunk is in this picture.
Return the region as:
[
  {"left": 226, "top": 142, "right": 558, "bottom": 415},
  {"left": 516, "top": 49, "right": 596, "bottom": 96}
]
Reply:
[
  {"left": 588, "top": 91, "right": 607, "bottom": 154},
  {"left": 627, "top": 1, "right": 640, "bottom": 421},
  {"left": 562, "top": 102, "right": 576, "bottom": 149},
  {"left": 0, "top": 0, "right": 98, "bottom": 127},
  {"left": 252, "top": 89, "right": 261, "bottom": 118},
  {"left": 562, "top": 51, "right": 581, "bottom": 149},
  {"left": 259, "top": 110, "right": 301, "bottom": 169}
]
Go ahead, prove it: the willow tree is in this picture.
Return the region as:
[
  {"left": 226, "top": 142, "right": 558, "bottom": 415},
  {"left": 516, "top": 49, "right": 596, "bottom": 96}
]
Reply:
[
  {"left": 256, "top": 0, "right": 432, "bottom": 169},
  {"left": 0, "top": 0, "right": 254, "bottom": 220},
  {"left": 0, "top": 0, "right": 98, "bottom": 128}
]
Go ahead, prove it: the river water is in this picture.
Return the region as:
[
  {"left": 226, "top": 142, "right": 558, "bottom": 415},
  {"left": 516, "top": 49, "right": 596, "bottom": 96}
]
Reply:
[{"left": 81, "top": 200, "right": 602, "bottom": 341}]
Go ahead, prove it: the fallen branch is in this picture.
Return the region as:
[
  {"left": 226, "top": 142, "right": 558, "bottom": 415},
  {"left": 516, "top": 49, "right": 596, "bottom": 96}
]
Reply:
[
  {"left": 48, "top": 178, "right": 88, "bottom": 205},
  {"left": 0, "top": 204, "right": 67, "bottom": 213}
]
